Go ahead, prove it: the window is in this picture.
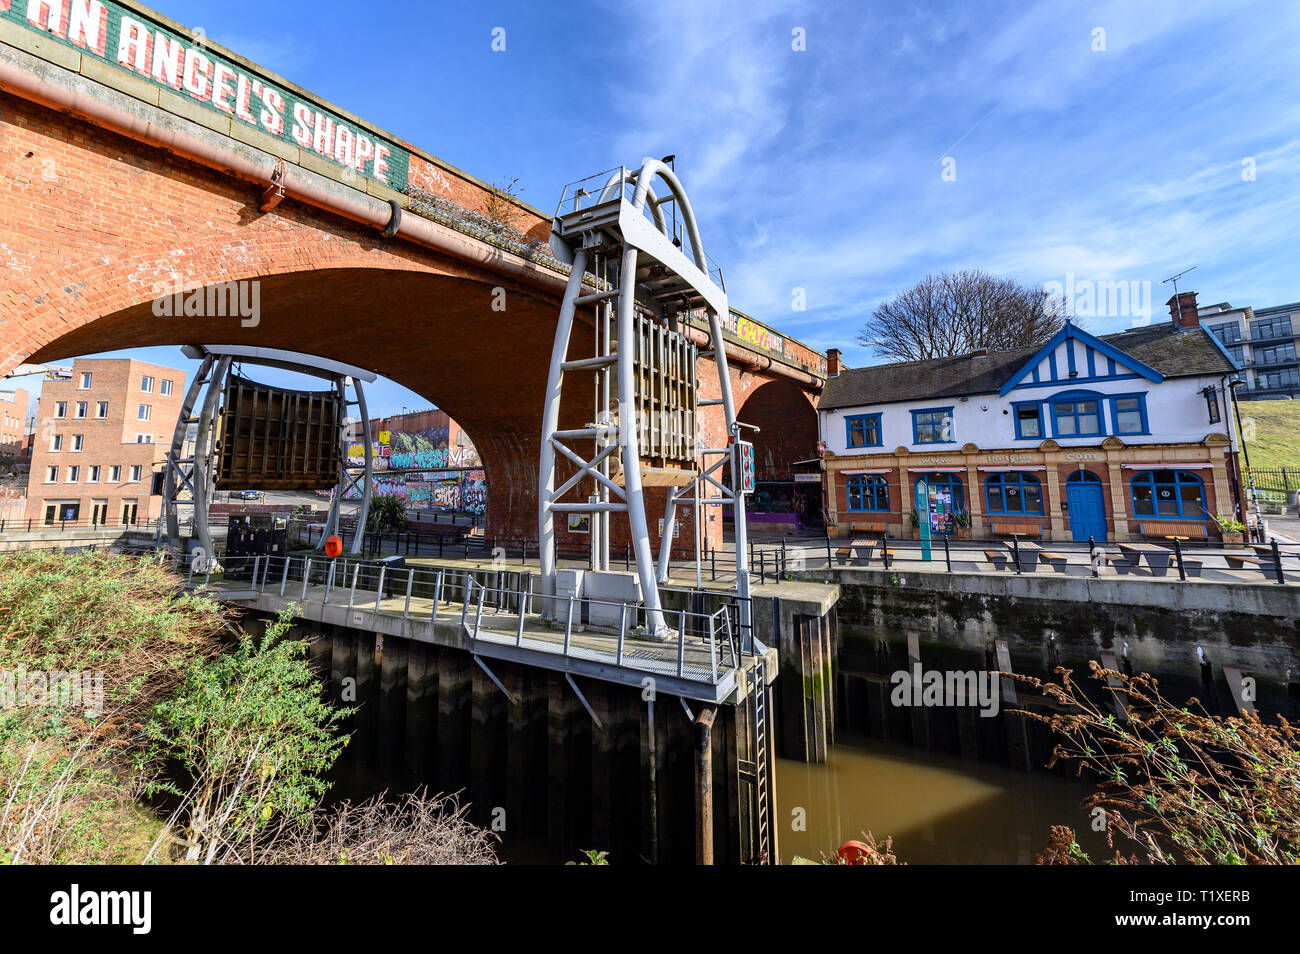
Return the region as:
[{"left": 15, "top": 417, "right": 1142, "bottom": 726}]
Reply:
[
  {"left": 55, "top": 401, "right": 66, "bottom": 418},
  {"left": 1209, "top": 322, "right": 1242, "bottom": 344},
  {"left": 1256, "top": 369, "right": 1300, "bottom": 391},
  {"left": 67, "top": 466, "right": 79, "bottom": 482},
  {"left": 911, "top": 407, "right": 955, "bottom": 444},
  {"left": 109, "top": 465, "right": 121, "bottom": 482},
  {"left": 50, "top": 434, "right": 62, "bottom": 452},
  {"left": 75, "top": 402, "right": 87, "bottom": 418},
  {"left": 79, "top": 372, "right": 92, "bottom": 389},
  {"left": 88, "top": 465, "right": 100, "bottom": 482},
  {"left": 72, "top": 434, "right": 83, "bottom": 451},
  {"left": 845, "top": 414, "right": 882, "bottom": 449},
  {"left": 45, "top": 466, "right": 58, "bottom": 483},
  {"left": 985, "top": 472, "right": 1044, "bottom": 515},
  {"left": 1052, "top": 396, "right": 1102, "bottom": 437},
  {"left": 96, "top": 401, "right": 108, "bottom": 418},
  {"left": 46, "top": 502, "right": 78, "bottom": 524},
  {"left": 1251, "top": 316, "right": 1293, "bottom": 341},
  {"left": 130, "top": 465, "right": 142, "bottom": 482},
  {"left": 1130, "top": 469, "right": 1206, "bottom": 519},
  {"left": 846, "top": 474, "right": 889, "bottom": 512},
  {"left": 1110, "top": 395, "right": 1148, "bottom": 435},
  {"left": 135, "top": 434, "right": 155, "bottom": 444},
  {"left": 141, "top": 376, "right": 154, "bottom": 393},
  {"left": 138, "top": 404, "right": 151, "bottom": 421},
  {"left": 161, "top": 379, "right": 173, "bottom": 396},
  {"left": 1014, "top": 404, "right": 1042, "bottom": 439},
  {"left": 1254, "top": 343, "right": 1297, "bottom": 366}
]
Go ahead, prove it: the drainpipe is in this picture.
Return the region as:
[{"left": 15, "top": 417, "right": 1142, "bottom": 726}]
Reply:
[{"left": 694, "top": 704, "right": 717, "bottom": 865}]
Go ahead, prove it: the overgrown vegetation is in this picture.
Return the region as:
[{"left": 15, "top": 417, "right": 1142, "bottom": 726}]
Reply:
[
  {"left": 1021, "top": 663, "right": 1300, "bottom": 865},
  {"left": 0, "top": 549, "right": 495, "bottom": 865}
]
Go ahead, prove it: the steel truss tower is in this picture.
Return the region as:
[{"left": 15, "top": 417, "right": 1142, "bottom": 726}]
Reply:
[
  {"left": 160, "top": 345, "right": 378, "bottom": 564},
  {"left": 540, "top": 159, "right": 751, "bottom": 638}
]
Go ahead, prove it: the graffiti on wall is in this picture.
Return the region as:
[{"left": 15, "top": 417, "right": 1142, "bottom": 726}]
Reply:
[
  {"left": 347, "top": 425, "right": 481, "bottom": 471},
  {"left": 348, "top": 469, "right": 487, "bottom": 514}
]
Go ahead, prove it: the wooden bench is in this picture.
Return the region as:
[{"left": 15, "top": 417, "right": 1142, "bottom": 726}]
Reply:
[
  {"left": 1224, "top": 554, "right": 1279, "bottom": 576},
  {"left": 1137, "top": 521, "right": 1208, "bottom": 540},
  {"left": 1039, "top": 550, "right": 1068, "bottom": 572},
  {"left": 837, "top": 538, "right": 894, "bottom": 567},
  {"left": 1103, "top": 551, "right": 1135, "bottom": 574},
  {"left": 990, "top": 521, "right": 1042, "bottom": 538},
  {"left": 847, "top": 521, "right": 889, "bottom": 537},
  {"left": 984, "top": 548, "right": 1008, "bottom": 570}
]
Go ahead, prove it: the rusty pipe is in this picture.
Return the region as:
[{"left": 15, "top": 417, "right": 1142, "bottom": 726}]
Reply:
[{"left": 0, "top": 50, "right": 569, "bottom": 299}]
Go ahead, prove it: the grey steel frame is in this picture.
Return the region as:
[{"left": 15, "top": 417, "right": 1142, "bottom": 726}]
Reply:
[
  {"left": 160, "top": 345, "right": 378, "bottom": 560},
  {"left": 540, "top": 159, "right": 750, "bottom": 639}
]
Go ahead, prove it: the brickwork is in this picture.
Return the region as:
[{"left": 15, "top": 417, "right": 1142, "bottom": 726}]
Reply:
[
  {"left": 0, "top": 386, "right": 29, "bottom": 456},
  {"left": 24, "top": 358, "right": 185, "bottom": 526}
]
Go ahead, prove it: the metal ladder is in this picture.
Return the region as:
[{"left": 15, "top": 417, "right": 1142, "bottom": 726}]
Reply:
[{"left": 752, "top": 672, "right": 772, "bottom": 863}]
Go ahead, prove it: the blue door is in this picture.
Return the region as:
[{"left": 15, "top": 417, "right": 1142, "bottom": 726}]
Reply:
[{"left": 1066, "top": 475, "right": 1106, "bottom": 542}]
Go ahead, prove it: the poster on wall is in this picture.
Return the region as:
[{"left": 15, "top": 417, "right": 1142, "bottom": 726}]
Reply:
[
  {"left": 928, "top": 486, "right": 953, "bottom": 534},
  {"left": 568, "top": 514, "right": 591, "bottom": 534}
]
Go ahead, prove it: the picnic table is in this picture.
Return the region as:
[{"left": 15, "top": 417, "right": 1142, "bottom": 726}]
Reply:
[
  {"left": 1117, "top": 542, "right": 1178, "bottom": 576},
  {"left": 1004, "top": 538, "right": 1041, "bottom": 571}
]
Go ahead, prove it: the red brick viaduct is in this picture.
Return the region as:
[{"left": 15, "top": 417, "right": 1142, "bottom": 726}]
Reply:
[{"left": 0, "top": 0, "right": 823, "bottom": 548}]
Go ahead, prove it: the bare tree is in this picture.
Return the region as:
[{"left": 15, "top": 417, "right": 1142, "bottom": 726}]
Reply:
[{"left": 858, "top": 270, "right": 1072, "bottom": 362}]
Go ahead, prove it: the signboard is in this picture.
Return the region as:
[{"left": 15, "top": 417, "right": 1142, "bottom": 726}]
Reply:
[
  {"left": 567, "top": 514, "right": 590, "bottom": 535},
  {"left": 736, "top": 441, "right": 755, "bottom": 495},
  {"left": 793, "top": 473, "right": 821, "bottom": 483},
  {"left": 4, "top": 0, "right": 410, "bottom": 190},
  {"left": 915, "top": 479, "right": 931, "bottom": 561}
]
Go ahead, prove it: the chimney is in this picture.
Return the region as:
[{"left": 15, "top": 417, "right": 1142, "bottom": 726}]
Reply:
[
  {"left": 1167, "top": 291, "right": 1200, "bottom": 329},
  {"left": 826, "top": 348, "right": 841, "bottom": 377}
]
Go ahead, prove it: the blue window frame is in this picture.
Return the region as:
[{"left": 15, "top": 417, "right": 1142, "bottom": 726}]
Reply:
[
  {"left": 1013, "top": 402, "right": 1043, "bottom": 439},
  {"left": 846, "top": 474, "right": 889, "bottom": 512},
  {"left": 911, "top": 407, "right": 955, "bottom": 444},
  {"left": 984, "top": 472, "right": 1044, "bottom": 515},
  {"left": 1109, "top": 394, "right": 1149, "bottom": 435},
  {"left": 1130, "top": 469, "right": 1206, "bottom": 519},
  {"left": 845, "top": 413, "right": 882, "bottom": 449},
  {"left": 1051, "top": 392, "right": 1103, "bottom": 437}
]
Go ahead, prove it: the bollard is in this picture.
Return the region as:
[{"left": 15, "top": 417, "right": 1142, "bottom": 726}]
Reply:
[{"left": 1173, "top": 537, "right": 1187, "bottom": 582}]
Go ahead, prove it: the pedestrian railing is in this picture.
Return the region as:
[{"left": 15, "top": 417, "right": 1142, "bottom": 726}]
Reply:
[{"left": 154, "top": 548, "right": 755, "bottom": 688}]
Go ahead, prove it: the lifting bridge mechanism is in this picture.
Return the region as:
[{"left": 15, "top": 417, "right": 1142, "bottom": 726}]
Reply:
[{"left": 539, "top": 158, "right": 753, "bottom": 642}]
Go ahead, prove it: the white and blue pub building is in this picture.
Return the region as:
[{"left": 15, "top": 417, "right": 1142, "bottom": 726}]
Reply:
[{"left": 818, "top": 296, "right": 1243, "bottom": 542}]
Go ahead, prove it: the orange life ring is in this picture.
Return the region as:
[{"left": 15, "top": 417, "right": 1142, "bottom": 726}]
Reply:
[
  {"left": 324, "top": 535, "right": 343, "bottom": 558},
  {"left": 838, "top": 840, "right": 874, "bottom": 865}
]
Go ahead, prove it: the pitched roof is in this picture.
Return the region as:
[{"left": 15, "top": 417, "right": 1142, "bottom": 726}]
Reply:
[{"left": 821, "top": 323, "right": 1235, "bottom": 410}]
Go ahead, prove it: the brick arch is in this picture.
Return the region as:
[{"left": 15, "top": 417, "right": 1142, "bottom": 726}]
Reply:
[{"left": 735, "top": 377, "right": 819, "bottom": 482}]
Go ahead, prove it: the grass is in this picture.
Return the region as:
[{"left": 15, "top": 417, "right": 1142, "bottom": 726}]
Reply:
[{"left": 1238, "top": 399, "right": 1300, "bottom": 473}]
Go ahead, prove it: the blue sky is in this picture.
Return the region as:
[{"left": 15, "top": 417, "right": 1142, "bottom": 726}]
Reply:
[{"left": 16, "top": 0, "right": 1300, "bottom": 414}]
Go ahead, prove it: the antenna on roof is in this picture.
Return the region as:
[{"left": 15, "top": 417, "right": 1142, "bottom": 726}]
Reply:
[{"left": 1159, "top": 266, "right": 1198, "bottom": 301}]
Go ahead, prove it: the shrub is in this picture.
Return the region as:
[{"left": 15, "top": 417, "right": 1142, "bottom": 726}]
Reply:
[
  {"left": 1018, "top": 663, "right": 1300, "bottom": 865},
  {"left": 366, "top": 494, "right": 408, "bottom": 533}
]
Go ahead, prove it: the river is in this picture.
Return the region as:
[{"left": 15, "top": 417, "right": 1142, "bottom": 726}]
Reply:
[{"left": 776, "top": 733, "right": 1108, "bottom": 864}]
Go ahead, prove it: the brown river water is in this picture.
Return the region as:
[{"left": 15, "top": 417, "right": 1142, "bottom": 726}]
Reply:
[{"left": 775, "top": 733, "right": 1109, "bottom": 864}]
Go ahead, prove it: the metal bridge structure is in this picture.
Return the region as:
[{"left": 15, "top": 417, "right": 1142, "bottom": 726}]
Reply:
[
  {"left": 160, "top": 344, "right": 377, "bottom": 565},
  {"left": 540, "top": 159, "right": 753, "bottom": 641}
]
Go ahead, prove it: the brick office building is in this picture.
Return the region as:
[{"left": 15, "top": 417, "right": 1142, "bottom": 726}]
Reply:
[
  {"left": 25, "top": 358, "right": 185, "bottom": 527},
  {"left": 0, "top": 386, "right": 30, "bottom": 459},
  {"left": 819, "top": 292, "right": 1242, "bottom": 543}
]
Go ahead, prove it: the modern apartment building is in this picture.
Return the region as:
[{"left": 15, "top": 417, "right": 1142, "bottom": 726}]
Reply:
[
  {"left": 0, "top": 386, "right": 30, "bottom": 459},
  {"left": 1200, "top": 299, "right": 1300, "bottom": 399},
  {"left": 25, "top": 358, "right": 185, "bottom": 527}
]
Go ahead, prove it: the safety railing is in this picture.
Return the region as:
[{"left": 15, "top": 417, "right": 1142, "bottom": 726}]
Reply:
[
  {"left": 768, "top": 533, "right": 1300, "bottom": 586},
  {"left": 156, "top": 549, "right": 752, "bottom": 687}
]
